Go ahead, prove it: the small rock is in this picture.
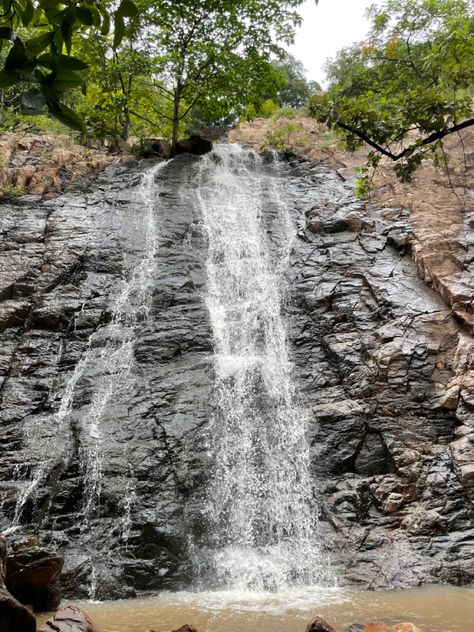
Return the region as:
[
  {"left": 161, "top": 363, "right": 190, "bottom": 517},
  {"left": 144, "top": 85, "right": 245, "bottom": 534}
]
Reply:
[
  {"left": 39, "top": 605, "right": 101, "bottom": 632},
  {"left": 393, "top": 624, "right": 422, "bottom": 632},
  {"left": 171, "top": 626, "right": 199, "bottom": 632},
  {"left": 383, "top": 492, "right": 405, "bottom": 514},
  {"left": 305, "top": 615, "right": 337, "bottom": 632},
  {"left": 364, "top": 624, "right": 396, "bottom": 632},
  {"left": 343, "top": 625, "right": 365, "bottom": 632}
]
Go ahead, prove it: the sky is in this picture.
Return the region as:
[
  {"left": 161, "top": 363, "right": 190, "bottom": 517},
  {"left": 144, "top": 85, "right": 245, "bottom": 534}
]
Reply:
[{"left": 288, "top": 0, "right": 381, "bottom": 87}]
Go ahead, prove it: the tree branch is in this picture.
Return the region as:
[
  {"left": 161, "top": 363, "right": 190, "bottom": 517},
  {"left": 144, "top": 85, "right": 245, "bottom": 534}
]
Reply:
[{"left": 334, "top": 117, "right": 474, "bottom": 161}]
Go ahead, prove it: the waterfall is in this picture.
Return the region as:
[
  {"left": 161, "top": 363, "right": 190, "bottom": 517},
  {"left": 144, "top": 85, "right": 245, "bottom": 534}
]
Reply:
[
  {"left": 13, "top": 163, "right": 163, "bottom": 541},
  {"left": 194, "top": 145, "right": 329, "bottom": 591}
]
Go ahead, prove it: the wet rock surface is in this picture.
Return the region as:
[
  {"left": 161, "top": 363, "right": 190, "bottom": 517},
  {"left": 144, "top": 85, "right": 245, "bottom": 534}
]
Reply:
[
  {"left": 39, "top": 604, "right": 101, "bottom": 632},
  {"left": 0, "top": 151, "right": 472, "bottom": 597}
]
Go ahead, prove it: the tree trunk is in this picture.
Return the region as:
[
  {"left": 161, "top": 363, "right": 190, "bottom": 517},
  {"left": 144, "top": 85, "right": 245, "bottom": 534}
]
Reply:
[{"left": 171, "top": 84, "right": 181, "bottom": 155}]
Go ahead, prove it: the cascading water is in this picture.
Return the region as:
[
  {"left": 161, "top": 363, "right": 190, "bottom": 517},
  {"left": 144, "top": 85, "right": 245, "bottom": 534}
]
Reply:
[
  {"left": 12, "top": 164, "right": 163, "bottom": 572},
  {"left": 194, "top": 145, "right": 330, "bottom": 592}
]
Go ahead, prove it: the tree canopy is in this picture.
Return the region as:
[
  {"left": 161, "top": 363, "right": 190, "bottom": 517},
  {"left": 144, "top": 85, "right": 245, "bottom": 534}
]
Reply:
[
  {"left": 309, "top": 0, "right": 474, "bottom": 186},
  {"left": 0, "top": 0, "right": 307, "bottom": 145}
]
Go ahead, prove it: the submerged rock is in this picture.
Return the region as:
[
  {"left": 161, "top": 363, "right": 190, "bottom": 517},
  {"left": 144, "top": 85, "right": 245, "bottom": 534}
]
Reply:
[
  {"left": 305, "top": 615, "right": 337, "bottom": 632},
  {"left": 39, "top": 604, "right": 101, "bottom": 632}
]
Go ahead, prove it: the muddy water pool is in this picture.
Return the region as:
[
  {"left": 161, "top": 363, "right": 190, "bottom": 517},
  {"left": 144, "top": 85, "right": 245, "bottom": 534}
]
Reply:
[{"left": 37, "top": 586, "right": 474, "bottom": 631}]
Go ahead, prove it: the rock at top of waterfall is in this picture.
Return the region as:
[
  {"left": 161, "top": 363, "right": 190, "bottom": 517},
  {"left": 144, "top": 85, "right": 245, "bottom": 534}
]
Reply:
[
  {"left": 175, "top": 135, "right": 213, "bottom": 156},
  {"left": 39, "top": 604, "right": 101, "bottom": 632}
]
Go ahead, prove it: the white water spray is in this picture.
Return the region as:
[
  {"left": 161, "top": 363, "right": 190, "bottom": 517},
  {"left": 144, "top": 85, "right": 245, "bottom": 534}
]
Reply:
[{"left": 195, "top": 145, "right": 331, "bottom": 591}]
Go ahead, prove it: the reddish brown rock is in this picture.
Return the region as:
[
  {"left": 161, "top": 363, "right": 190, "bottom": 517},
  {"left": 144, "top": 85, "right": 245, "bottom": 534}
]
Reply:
[
  {"left": 393, "top": 624, "right": 422, "bottom": 632},
  {"left": 39, "top": 604, "right": 101, "bottom": 632},
  {"left": 305, "top": 615, "right": 337, "bottom": 632},
  {"left": 6, "top": 537, "right": 63, "bottom": 612},
  {"left": 364, "top": 624, "right": 396, "bottom": 632},
  {"left": 0, "top": 535, "right": 36, "bottom": 632}
]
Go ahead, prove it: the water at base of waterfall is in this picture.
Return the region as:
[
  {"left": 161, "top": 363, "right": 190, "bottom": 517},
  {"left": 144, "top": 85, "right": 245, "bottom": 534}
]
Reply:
[{"left": 191, "top": 145, "right": 332, "bottom": 591}]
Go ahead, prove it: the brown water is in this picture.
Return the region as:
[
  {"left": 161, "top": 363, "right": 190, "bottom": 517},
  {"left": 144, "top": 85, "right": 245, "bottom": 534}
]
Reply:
[{"left": 37, "top": 586, "right": 474, "bottom": 631}]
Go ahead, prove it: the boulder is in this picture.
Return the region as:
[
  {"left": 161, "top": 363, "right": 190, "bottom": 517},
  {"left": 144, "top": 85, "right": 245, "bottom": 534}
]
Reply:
[
  {"left": 39, "top": 604, "right": 101, "bottom": 632},
  {"left": 175, "top": 135, "right": 212, "bottom": 156},
  {"left": 0, "top": 535, "right": 36, "bottom": 632},
  {"left": 6, "top": 537, "right": 63, "bottom": 611},
  {"left": 305, "top": 615, "right": 337, "bottom": 632},
  {"left": 142, "top": 138, "right": 172, "bottom": 159}
]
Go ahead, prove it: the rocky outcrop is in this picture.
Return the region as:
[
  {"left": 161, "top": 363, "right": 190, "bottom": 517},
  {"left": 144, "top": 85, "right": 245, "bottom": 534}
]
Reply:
[
  {"left": 0, "top": 151, "right": 472, "bottom": 597},
  {"left": 6, "top": 537, "right": 63, "bottom": 611},
  {"left": 0, "top": 535, "right": 36, "bottom": 632},
  {"left": 39, "top": 605, "right": 101, "bottom": 632},
  {"left": 175, "top": 135, "right": 213, "bottom": 156}
]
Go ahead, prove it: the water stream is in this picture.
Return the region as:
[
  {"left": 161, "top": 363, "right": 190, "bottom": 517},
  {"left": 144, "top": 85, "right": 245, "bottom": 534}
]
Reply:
[{"left": 193, "top": 146, "right": 330, "bottom": 591}]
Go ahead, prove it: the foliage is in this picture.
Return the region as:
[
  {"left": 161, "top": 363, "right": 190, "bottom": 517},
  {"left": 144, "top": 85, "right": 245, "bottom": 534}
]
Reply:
[
  {"left": 263, "top": 120, "right": 306, "bottom": 150},
  {"left": 140, "top": 0, "right": 304, "bottom": 150},
  {"left": 309, "top": 0, "right": 474, "bottom": 187},
  {"left": 273, "top": 52, "right": 321, "bottom": 107},
  {"left": 0, "top": 0, "right": 138, "bottom": 130},
  {"left": 0, "top": 0, "right": 308, "bottom": 149}
]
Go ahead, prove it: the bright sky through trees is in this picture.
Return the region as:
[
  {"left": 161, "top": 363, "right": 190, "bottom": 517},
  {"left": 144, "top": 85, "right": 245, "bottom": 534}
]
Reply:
[{"left": 289, "top": 0, "right": 382, "bottom": 86}]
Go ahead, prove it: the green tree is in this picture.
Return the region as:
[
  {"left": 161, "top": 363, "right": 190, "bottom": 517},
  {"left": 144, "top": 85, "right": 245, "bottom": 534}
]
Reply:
[
  {"left": 273, "top": 52, "right": 321, "bottom": 108},
  {"left": 0, "top": 0, "right": 138, "bottom": 129},
  {"left": 309, "top": 0, "right": 474, "bottom": 187},
  {"left": 140, "top": 0, "right": 305, "bottom": 153}
]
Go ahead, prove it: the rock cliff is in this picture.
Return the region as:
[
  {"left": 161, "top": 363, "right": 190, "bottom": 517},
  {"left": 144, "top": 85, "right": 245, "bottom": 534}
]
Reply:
[{"left": 0, "top": 149, "right": 472, "bottom": 597}]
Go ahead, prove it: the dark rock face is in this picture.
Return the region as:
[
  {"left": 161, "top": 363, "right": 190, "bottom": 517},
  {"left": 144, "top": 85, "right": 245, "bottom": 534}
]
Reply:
[
  {"left": 0, "top": 152, "right": 472, "bottom": 598},
  {"left": 39, "top": 604, "right": 101, "bottom": 632},
  {"left": 6, "top": 537, "right": 63, "bottom": 611}
]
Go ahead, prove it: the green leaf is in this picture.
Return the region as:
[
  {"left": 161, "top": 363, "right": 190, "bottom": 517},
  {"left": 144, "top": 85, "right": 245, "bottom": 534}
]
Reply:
[
  {"left": 113, "top": 14, "right": 125, "bottom": 49},
  {"left": 76, "top": 6, "right": 94, "bottom": 26},
  {"left": 37, "top": 53, "right": 88, "bottom": 70},
  {"left": 0, "top": 27, "right": 14, "bottom": 40},
  {"left": 5, "top": 40, "right": 35, "bottom": 74},
  {"left": 100, "top": 11, "right": 110, "bottom": 35},
  {"left": 21, "top": 87, "right": 48, "bottom": 114},
  {"left": 0, "top": 70, "right": 17, "bottom": 88},
  {"left": 116, "top": 0, "right": 138, "bottom": 18},
  {"left": 21, "top": 0, "right": 35, "bottom": 26},
  {"left": 42, "top": 70, "right": 85, "bottom": 92},
  {"left": 49, "top": 102, "right": 85, "bottom": 131},
  {"left": 24, "top": 31, "right": 54, "bottom": 55}
]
